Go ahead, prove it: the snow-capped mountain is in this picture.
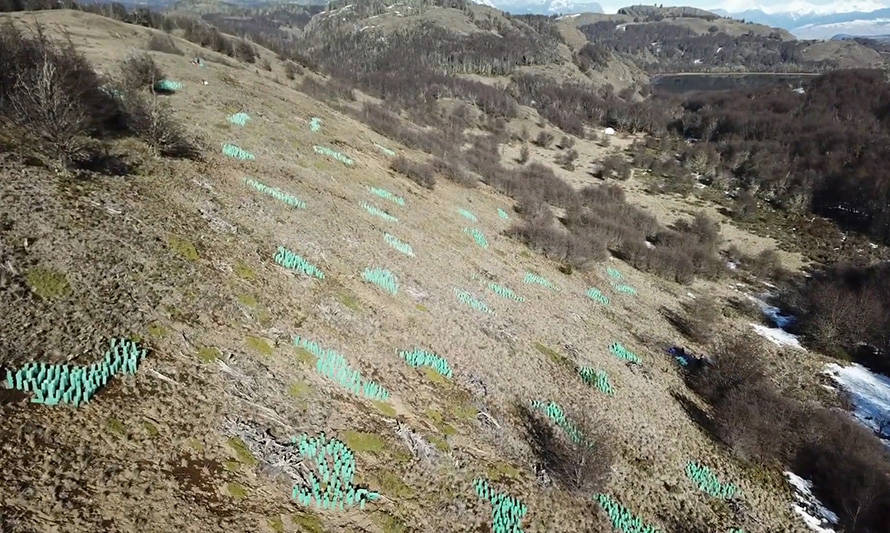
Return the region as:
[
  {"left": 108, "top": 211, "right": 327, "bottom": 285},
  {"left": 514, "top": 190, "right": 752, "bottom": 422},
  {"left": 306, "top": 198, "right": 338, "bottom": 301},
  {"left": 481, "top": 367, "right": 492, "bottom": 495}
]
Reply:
[
  {"left": 485, "top": 0, "right": 603, "bottom": 14},
  {"left": 716, "top": 6, "right": 890, "bottom": 39}
]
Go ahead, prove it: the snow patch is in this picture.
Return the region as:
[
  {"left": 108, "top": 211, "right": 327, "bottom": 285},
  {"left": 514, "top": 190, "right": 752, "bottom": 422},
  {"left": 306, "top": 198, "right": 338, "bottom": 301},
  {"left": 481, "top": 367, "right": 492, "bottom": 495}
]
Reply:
[
  {"left": 746, "top": 294, "right": 796, "bottom": 329},
  {"left": 785, "top": 471, "right": 838, "bottom": 533},
  {"left": 603, "top": 127, "right": 615, "bottom": 135},
  {"left": 824, "top": 362, "right": 890, "bottom": 439},
  {"left": 750, "top": 323, "right": 803, "bottom": 349}
]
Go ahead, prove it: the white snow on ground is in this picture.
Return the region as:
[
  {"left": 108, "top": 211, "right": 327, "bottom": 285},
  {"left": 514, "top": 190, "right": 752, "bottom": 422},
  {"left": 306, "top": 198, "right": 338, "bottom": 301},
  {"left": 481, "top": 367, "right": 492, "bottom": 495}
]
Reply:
[
  {"left": 750, "top": 323, "right": 804, "bottom": 349},
  {"left": 824, "top": 362, "right": 890, "bottom": 439},
  {"left": 785, "top": 472, "right": 838, "bottom": 533}
]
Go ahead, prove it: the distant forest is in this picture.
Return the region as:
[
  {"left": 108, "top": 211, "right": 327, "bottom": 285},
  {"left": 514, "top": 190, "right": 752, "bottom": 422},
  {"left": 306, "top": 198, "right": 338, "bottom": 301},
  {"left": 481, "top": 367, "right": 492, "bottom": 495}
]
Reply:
[{"left": 672, "top": 69, "right": 890, "bottom": 246}]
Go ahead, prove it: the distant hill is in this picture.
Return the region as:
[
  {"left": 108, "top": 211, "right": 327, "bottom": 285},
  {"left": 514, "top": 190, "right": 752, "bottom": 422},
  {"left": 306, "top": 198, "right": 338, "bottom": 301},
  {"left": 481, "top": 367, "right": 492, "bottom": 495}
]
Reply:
[{"left": 716, "top": 7, "right": 890, "bottom": 40}]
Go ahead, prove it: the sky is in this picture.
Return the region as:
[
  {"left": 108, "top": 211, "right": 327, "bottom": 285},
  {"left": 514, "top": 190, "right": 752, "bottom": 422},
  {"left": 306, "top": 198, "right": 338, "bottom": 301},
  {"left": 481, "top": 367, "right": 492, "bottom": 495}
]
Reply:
[{"left": 595, "top": 0, "right": 890, "bottom": 14}]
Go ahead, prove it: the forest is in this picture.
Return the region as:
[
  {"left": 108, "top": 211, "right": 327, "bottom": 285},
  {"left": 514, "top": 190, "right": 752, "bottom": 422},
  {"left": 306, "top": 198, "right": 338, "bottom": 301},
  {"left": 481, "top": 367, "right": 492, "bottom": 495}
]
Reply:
[
  {"left": 580, "top": 20, "right": 830, "bottom": 73},
  {"left": 671, "top": 69, "right": 890, "bottom": 245}
]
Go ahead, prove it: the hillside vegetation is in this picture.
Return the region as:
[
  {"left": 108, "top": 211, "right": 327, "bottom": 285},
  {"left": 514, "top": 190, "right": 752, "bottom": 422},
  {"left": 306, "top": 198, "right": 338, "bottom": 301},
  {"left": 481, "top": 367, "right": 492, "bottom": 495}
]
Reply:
[{"left": 1, "top": 4, "right": 889, "bottom": 533}]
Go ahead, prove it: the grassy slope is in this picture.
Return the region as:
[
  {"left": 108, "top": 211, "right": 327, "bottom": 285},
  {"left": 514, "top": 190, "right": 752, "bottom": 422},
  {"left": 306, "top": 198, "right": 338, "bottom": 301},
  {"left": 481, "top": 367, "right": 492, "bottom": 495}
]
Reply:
[{"left": 0, "top": 9, "right": 827, "bottom": 533}]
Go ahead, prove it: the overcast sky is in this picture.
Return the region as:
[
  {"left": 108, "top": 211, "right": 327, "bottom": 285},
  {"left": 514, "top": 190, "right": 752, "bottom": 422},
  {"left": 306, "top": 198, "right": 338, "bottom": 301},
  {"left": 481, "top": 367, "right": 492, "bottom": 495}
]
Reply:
[{"left": 597, "top": 0, "right": 890, "bottom": 13}]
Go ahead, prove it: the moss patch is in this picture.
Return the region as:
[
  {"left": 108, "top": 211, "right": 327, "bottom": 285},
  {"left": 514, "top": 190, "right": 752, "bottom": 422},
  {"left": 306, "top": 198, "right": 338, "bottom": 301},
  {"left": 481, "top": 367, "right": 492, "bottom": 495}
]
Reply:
[
  {"left": 227, "top": 437, "right": 258, "bottom": 466},
  {"left": 227, "top": 482, "right": 248, "bottom": 500},
  {"left": 224, "top": 460, "right": 241, "bottom": 472},
  {"left": 374, "top": 401, "right": 396, "bottom": 417},
  {"left": 187, "top": 438, "right": 205, "bottom": 453},
  {"left": 287, "top": 381, "right": 311, "bottom": 399},
  {"left": 341, "top": 431, "right": 385, "bottom": 454},
  {"left": 294, "top": 346, "right": 314, "bottom": 365},
  {"left": 415, "top": 304, "right": 428, "bottom": 313},
  {"left": 237, "top": 293, "right": 259, "bottom": 308},
  {"left": 147, "top": 323, "right": 167, "bottom": 338},
  {"left": 197, "top": 346, "right": 220, "bottom": 363},
  {"left": 25, "top": 267, "right": 71, "bottom": 300},
  {"left": 245, "top": 335, "right": 273, "bottom": 356},
  {"left": 234, "top": 261, "right": 256, "bottom": 280},
  {"left": 534, "top": 342, "right": 571, "bottom": 368},
  {"left": 429, "top": 435, "right": 449, "bottom": 452},
  {"left": 142, "top": 421, "right": 159, "bottom": 437},
  {"left": 486, "top": 461, "right": 522, "bottom": 482},
  {"left": 336, "top": 290, "right": 362, "bottom": 312},
  {"left": 377, "top": 472, "right": 414, "bottom": 499},
  {"left": 291, "top": 512, "right": 324, "bottom": 533},
  {"left": 107, "top": 418, "right": 127, "bottom": 437},
  {"left": 168, "top": 235, "right": 199, "bottom": 261},
  {"left": 422, "top": 366, "right": 447, "bottom": 384},
  {"left": 452, "top": 404, "right": 477, "bottom": 421},
  {"left": 374, "top": 513, "right": 407, "bottom": 533},
  {"left": 268, "top": 516, "right": 285, "bottom": 533}
]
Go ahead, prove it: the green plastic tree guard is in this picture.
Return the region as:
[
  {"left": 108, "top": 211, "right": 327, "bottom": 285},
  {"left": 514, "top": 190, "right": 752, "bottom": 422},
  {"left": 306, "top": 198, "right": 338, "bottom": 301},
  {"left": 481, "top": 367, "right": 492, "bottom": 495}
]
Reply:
[
  {"left": 362, "top": 268, "right": 398, "bottom": 295},
  {"left": 245, "top": 178, "right": 305, "bottom": 208},
  {"left": 222, "top": 143, "right": 255, "bottom": 161},
  {"left": 228, "top": 112, "right": 250, "bottom": 126},
  {"left": 399, "top": 348, "right": 452, "bottom": 378},
  {"left": 274, "top": 246, "right": 325, "bottom": 279},
  {"left": 383, "top": 233, "right": 414, "bottom": 256},
  {"left": 5, "top": 338, "right": 148, "bottom": 407},
  {"left": 292, "top": 432, "right": 381, "bottom": 510}
]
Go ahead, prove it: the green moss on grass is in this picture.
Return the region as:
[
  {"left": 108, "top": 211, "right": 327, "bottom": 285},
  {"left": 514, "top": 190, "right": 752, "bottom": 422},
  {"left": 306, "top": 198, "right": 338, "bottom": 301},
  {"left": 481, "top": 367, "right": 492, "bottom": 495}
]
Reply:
[
  {"left": 143, "top": 421, "right": 159, "bottom": 437},
  {"left": 237, "top": 293, "right": 258, "bottom": 308},
  {"left": 534, "top": 342, "right": 571, "bottom": 368},
  {"left": 227, "top": 482, "right": 248, "bottom": 500},
  {"left": 452, "top": 404, "right": 477, "bottom": 421},
  {"left": 147, "top": 323, "right": 167, "bottom": 338},
  {"left": 377, "top": 472, "right": 414, "bottom": 499},
  {"left": 486, "top": 461, "right": 522, "bottom": 482},
  {"left": 268, "top": 516, "right": 285, "bottom": 533},
  {"left": 26, "top": 267, "right": 70, "bottom": 300},
  {"left": 416, "top": 304, "right": 428, "bottom": 312},
  {"left": 245, "top": 335, "right": 273, "bottom": 356},
  {"left": 374, "top": 513, "right": 407, "bottom": 533},
  {"left": 107, "top": 418, "right": 127, "bottom": 437},
  {"left": 294, "top": 346, "right": 314, "bottom": 365},
  {"left": 197, "top": 346, "right": 220, "bottom": 363},
  {"left": 374, "top": 401, "right": 397, "bottom": 417},
  {"left": 342, "top": 431, "right": 385, "bottom": 454},
  {"left": 429, "top": 435, "right": 449, "bottom": 452},
  {"left": 336, "top": 290, "right": 362, "bottom": 312},
  {"left": 291, "top": 512, "right": 324, "bottom": 533},
  {"left": 422, "top": 366, "right": 447, "bottom": 384},
  {"left": 224, "top": 460, "right": 241, "bottom": 472},
  {"left": 168, "top": 235, "right": 199, "bottom": 261},
  {"left": 234, "top": 261, "right": 256, "bottom": 280},
  {"left": 227, "top": 437, "right": 258, "bottom": 466},
  {"left": 288, "top": 381, "right": 311, "bottom": 398}
]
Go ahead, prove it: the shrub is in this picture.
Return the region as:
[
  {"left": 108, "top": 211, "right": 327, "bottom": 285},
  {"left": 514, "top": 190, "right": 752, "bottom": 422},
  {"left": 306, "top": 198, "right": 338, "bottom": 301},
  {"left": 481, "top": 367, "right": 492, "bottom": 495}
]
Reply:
[
  {"left": 533, "top": 130, "right": 553, "bottom": 147},
  {"left": 120, "top": 52, "right": 163, "bottom": 92},
  {"left": 0, "top": 22, "right": 120, "bottom": 168},
  {"left": 283, "top": 61, "right": 301, "bottom": 80},
  {"left": 123, "top": 92, "right": 201, "bottom": 159},
  {"left": 518, "top": 144, "right": 529, "bottom": 164},
  {"left": 146, "top": 33, "right": 182, "bottom": 55},
  {"left": 558, "top": 135, "right": 575, "bottom": 149},
  {"left": 556, "top": 149, "right": 578, "bottom": 170},
  {"left": 390, "top": 156, "right": 435, "bottom": 189},
  {"left": 518, "top": 403, "right": 613, "bottom": 494},
  {"left": 599, "top": 155, "right": 631, "bottom": 180},
  {"left": 234, "top": 39, "right": 256, "bottom": 63},
  {"left": 430, "top": 157, "right": 475, "bottom": 187},
  {"left": 685, "top": 334, "right": 890, "bottom": 531},
  {"left": 667, "top": 296, "right": 721, "bottom": 344}
]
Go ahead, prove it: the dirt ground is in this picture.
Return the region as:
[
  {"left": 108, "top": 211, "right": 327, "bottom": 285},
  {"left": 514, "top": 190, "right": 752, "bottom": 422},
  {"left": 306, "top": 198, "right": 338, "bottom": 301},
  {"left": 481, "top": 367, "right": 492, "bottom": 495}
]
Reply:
[{"left": 0, "top": 10, "right": 833, "bottom": 533}]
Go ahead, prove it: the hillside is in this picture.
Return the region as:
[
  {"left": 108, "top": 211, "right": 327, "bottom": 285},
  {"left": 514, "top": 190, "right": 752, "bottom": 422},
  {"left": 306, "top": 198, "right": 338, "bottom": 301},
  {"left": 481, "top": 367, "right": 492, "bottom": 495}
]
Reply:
[{"left": 2, "top": 6, "right": 890, "bottom": 533}]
